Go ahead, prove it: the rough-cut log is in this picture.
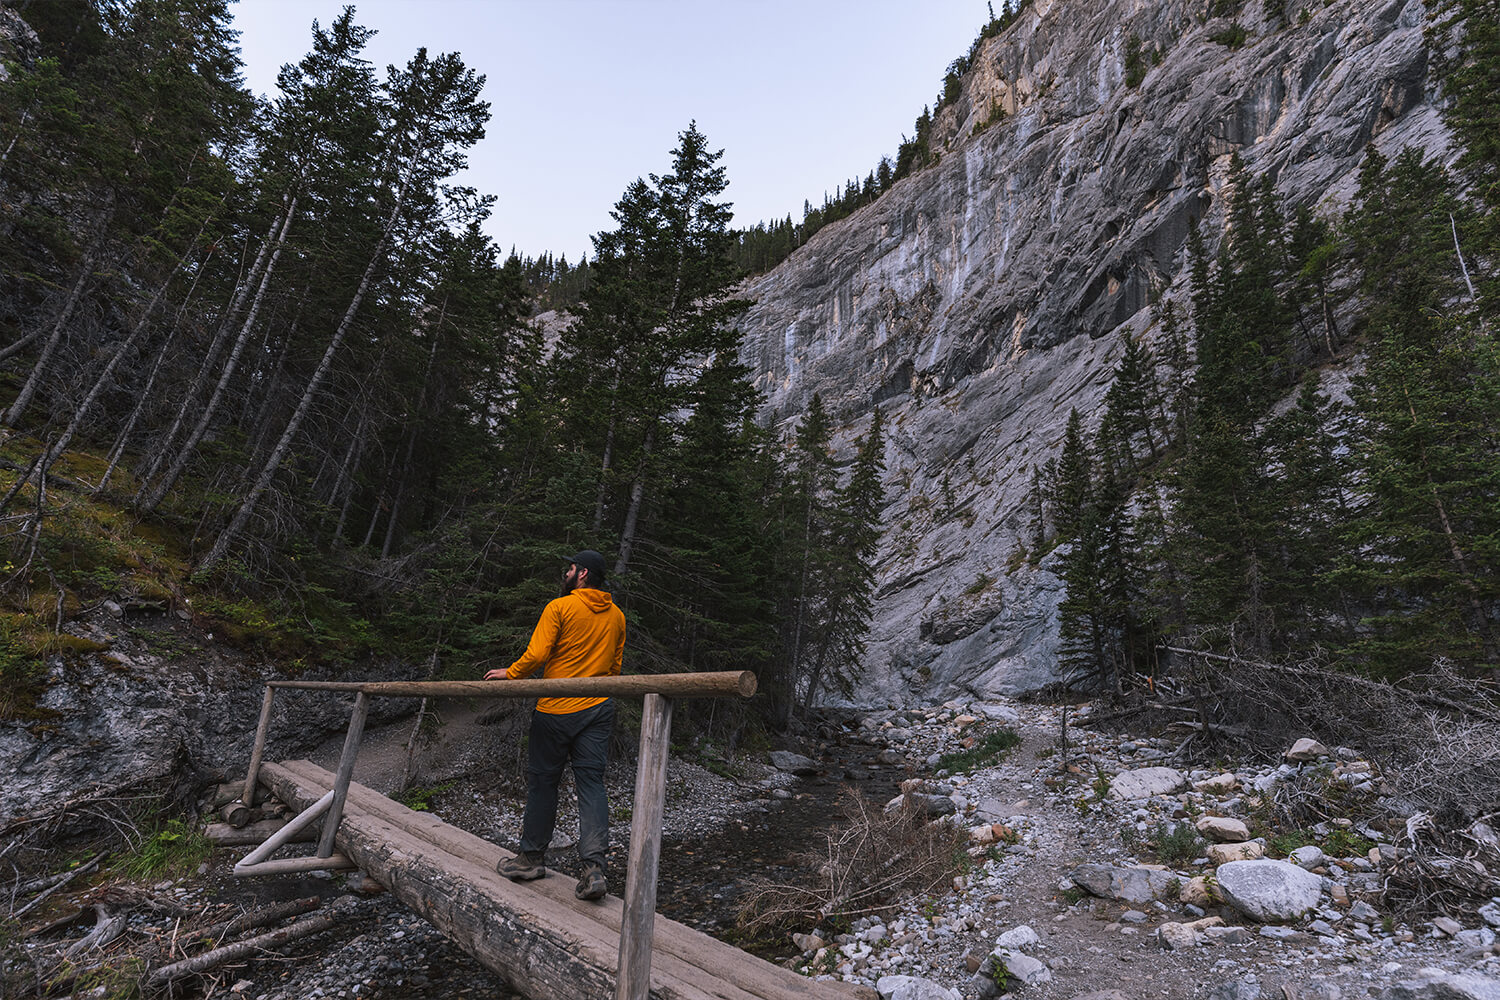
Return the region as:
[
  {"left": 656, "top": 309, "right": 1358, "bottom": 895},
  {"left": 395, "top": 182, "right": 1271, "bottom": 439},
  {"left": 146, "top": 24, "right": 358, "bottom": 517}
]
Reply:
[
  {"left": 266, "top": 670, "right": 757, "bottom": 700},
  {"left": 618, "top": 694, "right": 674, "bottom": 1000},
  {"left": 146, "top": 912, "right": 337, "bottom": 985},
  {"left": 259, "top": 760, "right": 861, "bottom": 1000},
  {"left": 205, "top": 820, "right": 313, "bottom": 847}
]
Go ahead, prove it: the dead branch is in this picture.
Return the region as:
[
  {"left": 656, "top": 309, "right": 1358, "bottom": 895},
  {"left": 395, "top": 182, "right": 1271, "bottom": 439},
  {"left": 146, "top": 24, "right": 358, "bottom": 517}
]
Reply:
[
  {"left": 146, "top": 911, "right": 337, "bottom": 986},
  {"left": 12, "top": 852, "right": 108, "bottom": 920},
  {"left": 189, "top": 896, "right": 322, "bottom": 948}
]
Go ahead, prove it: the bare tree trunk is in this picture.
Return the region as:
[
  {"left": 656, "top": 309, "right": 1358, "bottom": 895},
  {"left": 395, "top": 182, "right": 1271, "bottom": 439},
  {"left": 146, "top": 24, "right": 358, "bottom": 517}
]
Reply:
[
  {"left": 613, "top": 422, "right": 655, "bottom": 577},
  {"left": 139, "top": 197, "right": 298, "bottom": 511},
  {"left": 330, "top": 407, "right": 368, "bottom": 545},
  {"left": 4, "top": 245, "right": 101, "bottom": 427},
  {"left": 98, "top": 254, "right": 210, "bottom": 491},
  {"left": 198, "top": 186, "right": 406, "bottom": 575}
]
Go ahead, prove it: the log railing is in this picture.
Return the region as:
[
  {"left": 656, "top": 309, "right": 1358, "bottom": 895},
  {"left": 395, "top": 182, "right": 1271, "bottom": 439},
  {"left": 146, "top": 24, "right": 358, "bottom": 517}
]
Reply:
[{"left": 231, "top": 670, "right": 757, "bottom": 1000}]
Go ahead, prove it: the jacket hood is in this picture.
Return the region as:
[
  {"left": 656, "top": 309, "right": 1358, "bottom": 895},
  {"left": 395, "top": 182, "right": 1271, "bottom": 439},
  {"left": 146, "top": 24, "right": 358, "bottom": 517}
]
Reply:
[{"left": 571, "top": 587, "right": 615, "bottom": 614}]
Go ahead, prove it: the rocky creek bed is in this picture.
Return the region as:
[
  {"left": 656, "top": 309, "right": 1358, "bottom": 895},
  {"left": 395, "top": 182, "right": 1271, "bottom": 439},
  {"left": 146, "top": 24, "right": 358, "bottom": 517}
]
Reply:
[{"left": 9, "top": 682, "right": 1500, "bottom": 999}]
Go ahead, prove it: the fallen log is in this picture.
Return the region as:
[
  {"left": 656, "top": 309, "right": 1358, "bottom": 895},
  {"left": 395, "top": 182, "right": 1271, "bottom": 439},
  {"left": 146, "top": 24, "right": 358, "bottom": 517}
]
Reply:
[
  {"left": 204, "top": 819, "right": 313, "bottom": 847},
  {"left": 146, "top": 912, "right": 337, "bottom": 985},
  {"left": 189, "top": 896, "right": 322, "bottom": 948}
]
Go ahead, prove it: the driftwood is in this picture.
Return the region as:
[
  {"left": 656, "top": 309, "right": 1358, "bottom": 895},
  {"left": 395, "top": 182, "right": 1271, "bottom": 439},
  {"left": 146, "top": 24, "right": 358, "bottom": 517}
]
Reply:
[
  {"left": 12, "top": 852, "right": 107, "bottom": 919},
  {"left": 146, "top": 911, "right": 338, "bottom": 985},
  {"left": 189, "top": 896, "right": 323, "bottom": 947}
]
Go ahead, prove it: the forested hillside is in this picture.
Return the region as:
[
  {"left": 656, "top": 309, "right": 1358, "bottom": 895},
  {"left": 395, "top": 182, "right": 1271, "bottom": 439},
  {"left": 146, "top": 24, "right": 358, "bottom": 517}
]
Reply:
[{"left": 0, "top": 1, "right": 882, "bottom": 735}]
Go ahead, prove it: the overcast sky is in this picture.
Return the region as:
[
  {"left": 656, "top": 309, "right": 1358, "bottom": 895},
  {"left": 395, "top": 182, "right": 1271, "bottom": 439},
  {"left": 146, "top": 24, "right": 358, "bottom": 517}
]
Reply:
[{"left": 231, "top": 1, "right": 990, "bottom": 263}]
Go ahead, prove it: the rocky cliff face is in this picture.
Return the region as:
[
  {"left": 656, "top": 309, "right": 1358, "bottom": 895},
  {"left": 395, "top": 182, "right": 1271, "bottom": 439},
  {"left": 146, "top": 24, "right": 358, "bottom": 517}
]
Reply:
[{"left": 735, "top": 0, "right": 1449, "bottom": 706}]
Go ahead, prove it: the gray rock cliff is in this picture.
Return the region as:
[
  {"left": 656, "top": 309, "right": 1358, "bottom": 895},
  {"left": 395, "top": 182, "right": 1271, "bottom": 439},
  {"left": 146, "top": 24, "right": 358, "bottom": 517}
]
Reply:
[{"left": 734, "top": 0, "right": 1450, "bottom": 706}]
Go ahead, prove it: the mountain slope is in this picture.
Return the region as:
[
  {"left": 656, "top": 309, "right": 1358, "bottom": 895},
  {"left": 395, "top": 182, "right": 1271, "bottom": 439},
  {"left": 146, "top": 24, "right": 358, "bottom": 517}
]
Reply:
[{"left": 735, "top": 0, "right": 1445, "bottom": 704}]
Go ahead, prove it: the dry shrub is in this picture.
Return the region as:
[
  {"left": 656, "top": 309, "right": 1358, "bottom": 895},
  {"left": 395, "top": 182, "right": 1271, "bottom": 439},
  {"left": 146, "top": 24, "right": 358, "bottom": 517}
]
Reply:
[
  {"left": 1148, "top": 645, "right": 1500, "bottom": 917},
  {"left": 736, "top": 790, "right": 966, "bottom": 935}
]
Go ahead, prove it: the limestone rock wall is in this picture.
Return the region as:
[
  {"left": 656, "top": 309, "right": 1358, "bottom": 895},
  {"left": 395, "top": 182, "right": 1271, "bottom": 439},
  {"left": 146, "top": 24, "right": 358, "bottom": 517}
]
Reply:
[{"left": 735, "top": 0, "right": 1448, "bottom": 706}]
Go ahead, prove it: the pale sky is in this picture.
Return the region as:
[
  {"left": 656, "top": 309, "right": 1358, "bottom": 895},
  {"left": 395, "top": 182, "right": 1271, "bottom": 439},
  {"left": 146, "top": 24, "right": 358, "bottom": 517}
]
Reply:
[{"left": 231, "top": 0, "right": 991, "bottom": 263}]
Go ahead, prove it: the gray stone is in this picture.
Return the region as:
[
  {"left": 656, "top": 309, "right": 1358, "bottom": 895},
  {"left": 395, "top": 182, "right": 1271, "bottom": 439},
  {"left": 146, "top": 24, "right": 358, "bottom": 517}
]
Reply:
[
  {"left": 1480, "top": 901, "right": 1500, "bottom": 929},
  {"left": 1216, "top": 860, "right": 1323, "bottom": 922},
  {"left": 1349, "top": 900, "right": 1381, "bottom": 923},
  {"left": 768, "top": 750, "right": 819, "bottom": 775},
  {"left": 1290, "top": 845, "right": 1326, "bottom": 869},
  {"left": 1433, "top": 916, "right": 1463, "bottom": 937},
  {"left": 1157, "top": 921, "right": 1197, "bottom": 950},
  {"left": 1455, "top": 927, "right": 1496, "bottom": 949},
  {"left": 876, "top": 975, "right": 962, "bottom": 1000},
  {"left": 1120, "top": 910, "right": 1148, "bottom": 923},
  {"left": 1202, "top": 925, "right": 1254, "bottom": 944},
  {"left": 1285, "top": 738, "right": 1331, "bottom": 761},
  {"left": 1107, "top": 766, "right": 1186, "bottom": 801},
  {"left": 1209, "top": 980, "right": 1262, "bottom": 1000},
  {"left": 1196, "top": 816, "right": 1251, "bottom": 843},
  {"left": 1380, "top": 970, "right": 1500, "bottom": 1000},
  {"left": 994, "top": 924, "right": 1040, "bottom": 951},
  {"left": 998, "top": 950, "right": 1051, "bottom": 986},
  {"left": 974, "top": 703, "right": 1021, "bottom": 725},
  {"left": 1068, "top": 863, "right": 1182, "bottom": 904}
]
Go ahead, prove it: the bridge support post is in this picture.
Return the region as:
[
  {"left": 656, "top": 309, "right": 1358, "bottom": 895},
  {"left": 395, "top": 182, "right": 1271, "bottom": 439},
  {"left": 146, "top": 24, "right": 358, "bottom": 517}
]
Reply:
[
  {"left": 616, "top": 692, "right": 673, "bottom": 1000},
  {"left": 318, "top": 691, "right": 370, "bottom": 858}
]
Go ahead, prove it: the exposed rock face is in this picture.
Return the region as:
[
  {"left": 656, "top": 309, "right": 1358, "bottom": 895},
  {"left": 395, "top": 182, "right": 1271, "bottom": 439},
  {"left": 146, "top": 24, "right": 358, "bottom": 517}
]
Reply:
[{"left": 735, "top": 0, "right": 1448, "bottom": 705}]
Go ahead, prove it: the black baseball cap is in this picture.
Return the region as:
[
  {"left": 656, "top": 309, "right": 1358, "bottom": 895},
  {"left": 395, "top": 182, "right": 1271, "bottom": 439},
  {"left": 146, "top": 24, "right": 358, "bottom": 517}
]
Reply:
[{"left": 563, "top": 550, "right": 608, "bottom": 579}]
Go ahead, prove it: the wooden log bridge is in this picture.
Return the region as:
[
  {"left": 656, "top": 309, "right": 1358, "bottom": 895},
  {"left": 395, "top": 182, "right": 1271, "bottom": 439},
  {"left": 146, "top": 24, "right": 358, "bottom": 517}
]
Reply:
[{"left": 234, "top": 672, "right": 864, "bottom": 1000}]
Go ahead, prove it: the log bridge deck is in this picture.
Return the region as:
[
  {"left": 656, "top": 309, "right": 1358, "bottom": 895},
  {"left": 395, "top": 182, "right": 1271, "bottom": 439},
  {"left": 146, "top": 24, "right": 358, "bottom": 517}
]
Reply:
[{"left": 231, "top": 673, "right": 864, "bottom": 1000}]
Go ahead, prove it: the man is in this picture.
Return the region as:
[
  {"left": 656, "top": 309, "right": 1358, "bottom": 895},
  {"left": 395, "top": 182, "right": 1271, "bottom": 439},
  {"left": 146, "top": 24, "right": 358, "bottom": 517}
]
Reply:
[{"left": 484, "top": 549, "right": 626, "bottom": 901}]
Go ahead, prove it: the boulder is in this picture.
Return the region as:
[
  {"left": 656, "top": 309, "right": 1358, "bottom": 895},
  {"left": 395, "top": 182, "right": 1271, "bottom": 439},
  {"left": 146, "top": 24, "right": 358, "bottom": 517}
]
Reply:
[
  {"left": 1180, "top": 876, "right": 1216, "bottom": 908},
  {"left": 1290, "top": 845, "right": 1325, "bottom": 870},
  {"left": 1380, "top": 970, "right": 1500, "bottom": 1000},
  {"left": 1157, "top": 922, "right": 1198, "bottom": 950},
  {"left": 974, "top": 703, "right": 1021, "bottom": 725},
  {"left": 1195, "top": 816, "right": 1250, "bottom": 843},
  {"left": 876, "top": 975, "right": 962, "bottom": 1000},
  {"left": 1284, "top": 738, "right": 1331, "bottom": 761},
  {"left": 995, "top": 924, "right": 1040, "bottom": 951},
  {"left": 1107, "top": 766, "right": 1187, "bottom": 801},
  {"left": 1207, "top": 841, "right": 1265, "bottom": 865},
  {"left": 768, "top": 750, "right": 819, "bottom": 775},
  {"left": 1210, "top": 981, "right": 1262, "bottom": 1000},
  {"left": 1216, "top": 859, "right": 1324, "bottom": 922},
  {"left": 1194, "top": 773, "right": 1239, "bottom": 793},
  {"left": 1068, "top": 863, "right": 1181, "bottom": 904},
  {"left": 998, "top": 950, "right": 1050, "bottom": 985}
]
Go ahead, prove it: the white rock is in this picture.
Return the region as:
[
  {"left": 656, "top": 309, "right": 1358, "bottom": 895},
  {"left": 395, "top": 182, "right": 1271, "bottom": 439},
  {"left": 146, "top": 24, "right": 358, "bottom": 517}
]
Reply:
[
  {"left": 1432, "top": 916, "right": 1462, "bottom": 937},
  {"left": 1284, "top": 738, "right": 1331, "bottom": 761},
  {"left": 1207, "top": 841, "right": 1265, "bottom": 865},
  {"left": 995, "top": 924, "right": 1040, "bottom": 951},
  {"left": 1157, "top": 921, "right": 1198, "bottom": 950},
  {"left": 1000, "top": 950, "right": 1051, "bottom": 985},
  {"left": 1480, "top": 901, "right": 1500, "bottom": 929},
  {"left": 1290, "top": 845, "right": 1325, "bottom": 870},
  {"left": 1108, "top": 766, "right": 1187, "bottom": 801},
  {"left": 1455, "top": 927, "right": 1496, "bottom": 949},
  {"left": 875, "top": 974, "right": 962, "bottom": 1000},
  {"left": 1381, "top": 970, "right": 1500, "bottom": 1000},
  {"left": 1195, "top": 816, "right": 1251, "bottom": 843},
  {"left": 1068, "top": 863, "right": 1182, "bottom": 903},
  {"left": 974, "top": 703, "right": 1021, "bottom": 725},
  {"left": 1194, "top": 772, "right": 1239, "bottom": 793},
  {"left": 1216, "top": 860, "right": 1324, "bottom": 922}
]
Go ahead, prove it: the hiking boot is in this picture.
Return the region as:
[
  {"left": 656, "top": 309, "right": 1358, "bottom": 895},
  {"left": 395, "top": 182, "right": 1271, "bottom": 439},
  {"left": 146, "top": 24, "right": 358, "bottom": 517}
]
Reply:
[
  {"left": 575, "top": 864, "right": 607, "bottom": 901},
  {"left": 498, "top": 852, "right": 546, "bottom": 881}
]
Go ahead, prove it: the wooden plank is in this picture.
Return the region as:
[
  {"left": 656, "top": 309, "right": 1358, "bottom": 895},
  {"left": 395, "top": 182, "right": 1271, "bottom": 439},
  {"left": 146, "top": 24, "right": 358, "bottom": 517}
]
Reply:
[
  {"left": 275, "top": 759, "right": 862, "bottom": 999},
  {"left": 618, "top": 693, "right": 674, "bottom": 1000}
]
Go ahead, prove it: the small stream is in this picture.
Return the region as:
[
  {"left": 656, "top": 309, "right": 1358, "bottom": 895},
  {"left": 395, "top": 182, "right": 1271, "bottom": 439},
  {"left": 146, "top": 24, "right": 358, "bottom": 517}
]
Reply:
[{"left": 652, "top": 737, "right": 909, "bottom": 958}]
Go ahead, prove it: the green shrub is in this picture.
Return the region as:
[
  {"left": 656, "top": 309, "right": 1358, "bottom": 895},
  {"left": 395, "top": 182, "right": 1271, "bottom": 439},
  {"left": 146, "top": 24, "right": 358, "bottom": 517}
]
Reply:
[
  {"left": 115, "top": 818, "right": 211, "bottom": 880},
  {"left": 1209, "top": 23, "right": 1249, "bottom": 48},
  {"left": 936, "top": 729, "right": 1021, "bottom": 773}
]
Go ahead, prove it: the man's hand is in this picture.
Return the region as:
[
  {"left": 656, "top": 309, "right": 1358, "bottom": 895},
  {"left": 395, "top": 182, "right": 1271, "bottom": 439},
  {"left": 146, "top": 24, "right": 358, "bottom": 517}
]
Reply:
[{"left": 483, "top": 668, "right": 510, "bottom": 681}]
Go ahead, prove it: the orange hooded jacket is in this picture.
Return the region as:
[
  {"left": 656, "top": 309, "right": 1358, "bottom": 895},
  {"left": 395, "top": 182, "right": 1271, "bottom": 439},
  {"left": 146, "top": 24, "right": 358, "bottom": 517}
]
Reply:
[{"left": 505, "top": 587, "right": 626, "bottom": 714}]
